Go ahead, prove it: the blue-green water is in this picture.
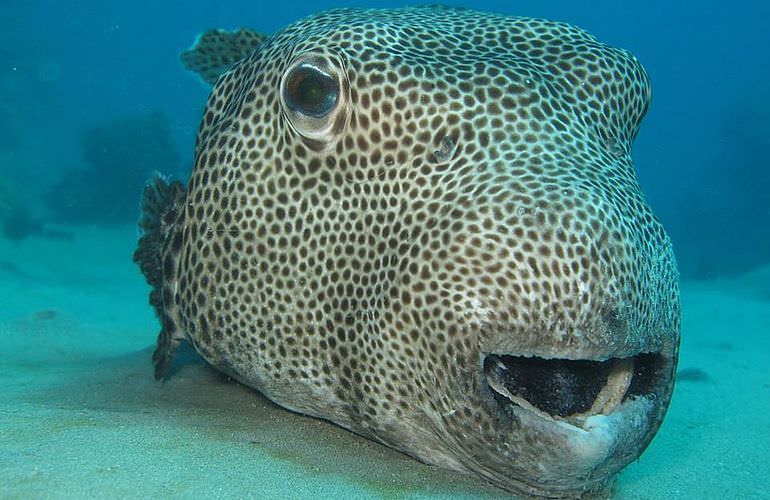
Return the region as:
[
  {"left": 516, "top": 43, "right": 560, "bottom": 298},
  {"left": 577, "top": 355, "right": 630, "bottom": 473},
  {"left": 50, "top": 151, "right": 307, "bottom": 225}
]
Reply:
[
  {"left": 1, "top": 1, "right": 768, "bottom": 498},
  {"left": 3, "top": 0, "right": 768, "bottom": 278}
]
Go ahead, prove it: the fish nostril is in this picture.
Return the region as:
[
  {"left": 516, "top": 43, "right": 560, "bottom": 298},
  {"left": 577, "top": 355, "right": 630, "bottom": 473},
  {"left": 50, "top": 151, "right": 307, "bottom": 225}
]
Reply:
[{"left": 600, "top": 305, "right": 628, "bottom": 335}]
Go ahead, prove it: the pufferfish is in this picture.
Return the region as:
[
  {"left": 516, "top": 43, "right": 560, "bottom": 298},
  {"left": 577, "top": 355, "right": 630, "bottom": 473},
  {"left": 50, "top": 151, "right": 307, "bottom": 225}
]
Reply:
[{"left": 134, "top": 6, "right": 680, "bottom": 498}]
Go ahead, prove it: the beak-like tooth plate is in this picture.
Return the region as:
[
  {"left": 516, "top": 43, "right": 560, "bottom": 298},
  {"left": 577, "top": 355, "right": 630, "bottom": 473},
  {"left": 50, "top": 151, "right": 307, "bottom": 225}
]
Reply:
[{"left": 485, "top": 356, "right": 635, "bottom": 427}]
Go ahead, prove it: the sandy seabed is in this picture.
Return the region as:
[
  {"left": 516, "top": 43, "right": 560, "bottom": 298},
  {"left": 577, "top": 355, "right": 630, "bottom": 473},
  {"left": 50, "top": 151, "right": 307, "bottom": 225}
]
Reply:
[{"left": 1, "top": 226, "right": 767, "bottom": 499}]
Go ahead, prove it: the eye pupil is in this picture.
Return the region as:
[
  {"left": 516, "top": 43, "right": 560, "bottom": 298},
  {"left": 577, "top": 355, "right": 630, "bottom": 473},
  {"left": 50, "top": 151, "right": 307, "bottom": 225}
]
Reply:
[{"left": 285, "top": 64, "right": 339, "bottom": 118}]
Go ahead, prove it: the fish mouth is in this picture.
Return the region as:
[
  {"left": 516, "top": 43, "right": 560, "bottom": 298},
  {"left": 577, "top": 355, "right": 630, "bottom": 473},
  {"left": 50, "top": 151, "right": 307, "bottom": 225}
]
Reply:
[{"left": 482, "top": 351, "right": 665, "bottom": 425}]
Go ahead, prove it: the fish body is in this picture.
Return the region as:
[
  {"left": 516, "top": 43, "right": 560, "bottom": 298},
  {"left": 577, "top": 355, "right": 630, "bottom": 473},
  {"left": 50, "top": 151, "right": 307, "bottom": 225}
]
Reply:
[{"left": 135, "top": 7, "right": 680, "bottom": 497}]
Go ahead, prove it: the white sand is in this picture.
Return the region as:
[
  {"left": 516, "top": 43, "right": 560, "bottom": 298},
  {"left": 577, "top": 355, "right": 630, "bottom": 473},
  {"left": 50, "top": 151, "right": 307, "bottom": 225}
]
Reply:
[{"left": 1, "top": 226, "right": 767, "bottom": 499}]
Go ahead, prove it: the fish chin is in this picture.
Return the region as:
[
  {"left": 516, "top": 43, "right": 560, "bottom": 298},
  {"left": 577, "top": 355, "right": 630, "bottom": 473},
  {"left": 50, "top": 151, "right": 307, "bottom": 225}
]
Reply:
[
  {"left": 472, "top": 348, "right": 675, "bottom": 496},
  {"left": 517, "top": 394, "right": 655, "bottom": 491}
]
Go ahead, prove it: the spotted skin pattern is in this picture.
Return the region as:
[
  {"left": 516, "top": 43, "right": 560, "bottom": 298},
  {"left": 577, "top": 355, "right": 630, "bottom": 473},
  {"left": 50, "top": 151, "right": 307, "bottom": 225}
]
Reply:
[{"left": 137, "top": 6, "right": 680, "bottom": 498}]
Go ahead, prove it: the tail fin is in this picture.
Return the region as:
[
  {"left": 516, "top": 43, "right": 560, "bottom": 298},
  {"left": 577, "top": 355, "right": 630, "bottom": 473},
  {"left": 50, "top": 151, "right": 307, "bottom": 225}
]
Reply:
[{"left": 133, "top": 173, "right": 186, "bottom": 379}]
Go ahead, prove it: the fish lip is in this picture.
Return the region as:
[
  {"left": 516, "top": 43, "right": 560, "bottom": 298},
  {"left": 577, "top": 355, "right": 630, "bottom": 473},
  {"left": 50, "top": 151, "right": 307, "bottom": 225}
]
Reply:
[
  {"left": 498, "top": 393, "right": 659, "bottom": 497},
  {"left": 475, "top": 348, "right": 675, "bottom": 495}
]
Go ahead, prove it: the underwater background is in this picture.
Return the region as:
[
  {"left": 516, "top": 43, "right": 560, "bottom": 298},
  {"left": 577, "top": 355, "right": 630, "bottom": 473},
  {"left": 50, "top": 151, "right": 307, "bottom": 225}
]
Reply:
[{"left": 1, "top": 0, "right": 768, "bottom": 498}]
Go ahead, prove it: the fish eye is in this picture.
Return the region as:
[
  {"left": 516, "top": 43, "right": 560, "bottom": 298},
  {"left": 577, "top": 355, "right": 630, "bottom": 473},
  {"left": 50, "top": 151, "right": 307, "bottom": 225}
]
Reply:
[
  {"left": 280, "top": 53, "right": 349, "bottom": 143},
  {"left": 283, "top": 63, "right": 339, "bottom": 118}
]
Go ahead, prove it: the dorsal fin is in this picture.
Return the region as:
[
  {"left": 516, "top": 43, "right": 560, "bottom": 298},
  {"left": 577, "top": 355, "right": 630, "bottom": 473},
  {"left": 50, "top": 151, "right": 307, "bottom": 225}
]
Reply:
[{"left": 180, "top": 28, "right": 267, "bottom": 85}]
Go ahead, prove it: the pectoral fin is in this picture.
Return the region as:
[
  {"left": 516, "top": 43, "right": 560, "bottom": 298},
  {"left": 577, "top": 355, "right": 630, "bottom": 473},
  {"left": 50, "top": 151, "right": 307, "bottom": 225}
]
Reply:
[{"left": 133, "top": 173, "right": 187, "bottom": 379}]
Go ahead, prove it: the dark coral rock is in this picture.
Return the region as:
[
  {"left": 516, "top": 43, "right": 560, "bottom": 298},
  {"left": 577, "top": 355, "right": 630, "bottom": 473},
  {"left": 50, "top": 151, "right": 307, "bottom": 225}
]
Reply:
[
  {"left": 45, "top": 111, "right": 181, "bottom": 224},
  {"left": 672, "top": 93, "right": 770, "bottom": 279},
  {"left": 2, "top": 206, "right": 44, "bottom": 240}
]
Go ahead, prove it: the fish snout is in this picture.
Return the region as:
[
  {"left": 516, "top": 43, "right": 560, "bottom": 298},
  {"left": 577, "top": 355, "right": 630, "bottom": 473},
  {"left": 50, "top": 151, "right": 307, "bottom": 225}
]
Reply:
[{"left": 448, "top": 190, "right": 679, "bottom": 491}]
